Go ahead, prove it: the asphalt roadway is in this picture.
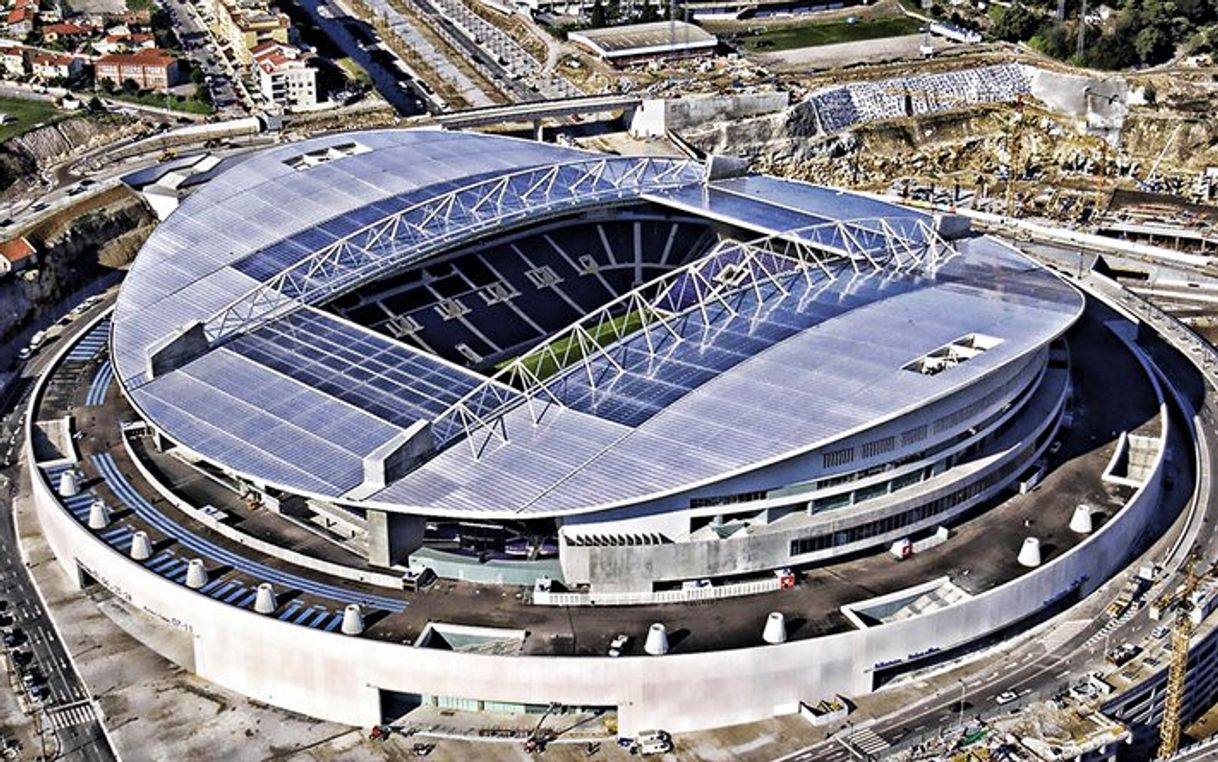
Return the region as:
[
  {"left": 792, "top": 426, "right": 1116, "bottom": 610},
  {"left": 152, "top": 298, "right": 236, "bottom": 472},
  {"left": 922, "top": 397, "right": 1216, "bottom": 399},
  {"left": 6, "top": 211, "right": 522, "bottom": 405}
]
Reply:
[{"left": 0, "top": 294, "right": 118, "bottom": 762}]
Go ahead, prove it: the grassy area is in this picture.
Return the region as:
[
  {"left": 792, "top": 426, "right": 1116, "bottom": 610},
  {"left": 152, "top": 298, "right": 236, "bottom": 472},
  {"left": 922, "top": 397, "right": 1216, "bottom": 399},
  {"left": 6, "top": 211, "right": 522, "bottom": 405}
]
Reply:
[
  {"left": 336, "top": 57, "right": 373, "bottom": 88},
  {"left": 0, "top": 96, "right": 62, "bottom": 144},
  {"left": 499, "top": 309, "right": 646, "bottom": 380},
  {"left": 106, "top": 90, "right": 214, "bottom": 115},
  {"left": 742, "top": 15, "right": 924, "bottom": 51}
]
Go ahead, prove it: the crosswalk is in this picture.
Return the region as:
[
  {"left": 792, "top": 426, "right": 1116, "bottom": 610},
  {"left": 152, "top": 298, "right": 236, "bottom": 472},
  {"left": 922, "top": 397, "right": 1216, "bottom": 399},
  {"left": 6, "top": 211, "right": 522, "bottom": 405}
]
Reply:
[
  {"left": 847, "top": 727, "right": 891, "bottom": 756},
  {"left": 1082, "top": 608, "right": 1139, "bottom": 649},
  {"left": 46, "top": 701, "right": 95, "bottom": 730}
]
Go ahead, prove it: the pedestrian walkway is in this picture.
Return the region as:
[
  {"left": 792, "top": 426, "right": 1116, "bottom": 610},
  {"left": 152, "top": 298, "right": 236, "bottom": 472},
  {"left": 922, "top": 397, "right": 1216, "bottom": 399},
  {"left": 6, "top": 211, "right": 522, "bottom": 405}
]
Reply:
[
  {"left": 46, "top": 701, "right": 95, "bottom": 730},
  {"left": 1082, "top": 608, "right": 1139, "bottom": 649},
  {"left": 1041, "top": 619, "right": 1091, "bottom": 653},
  {"left": 847, "top": 727, "right": 890, "bottom": 756}
]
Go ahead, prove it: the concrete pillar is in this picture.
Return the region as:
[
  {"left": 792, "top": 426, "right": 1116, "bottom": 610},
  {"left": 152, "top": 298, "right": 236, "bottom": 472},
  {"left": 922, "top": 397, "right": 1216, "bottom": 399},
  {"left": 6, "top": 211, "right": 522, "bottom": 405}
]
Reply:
[
  {"left": 87, "top": 500, "right": 109, "bottom": 530},
  {"left": 254, "top": 583, "right": 277, "bottom": 614},
  {"left": 644, "top": 623, "right": 668, "bottom": 655},
  {"left": 341, "top": 604, "right": 364, "bottom": 636},
  {"left": 184, "top": 559, "right": 208, "bottom": 589},
  {"left": 366, "top": 510, "right": 425, "bottom": 568},
  {"left": 130, "top": 531, "right": 152, "bottom": 561},
  {"left": 1070, "top": 504, "right": 1094, "bottom": 534},
  {"left": 57, "top": 470, "right": 79, "bottom": 498},
  {"left": 533, "top": 118, "right": 543, "bottom": 142},
  {"left": 1017, "top": 537, "right": 1042, "bottom": 568},
  {"left": 763, "top": 612, "right": 786, "bottom": 645}
]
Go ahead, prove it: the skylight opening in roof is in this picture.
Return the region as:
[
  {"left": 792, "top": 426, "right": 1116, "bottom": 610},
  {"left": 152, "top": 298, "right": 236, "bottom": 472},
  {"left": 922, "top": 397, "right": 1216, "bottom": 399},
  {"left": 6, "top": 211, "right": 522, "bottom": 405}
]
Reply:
[
  {"left": 904, "top": 333, "right": 1002, "bottom": 377},
  {"left": 282, "top": 141, "right": 370, "bottom": 171}
]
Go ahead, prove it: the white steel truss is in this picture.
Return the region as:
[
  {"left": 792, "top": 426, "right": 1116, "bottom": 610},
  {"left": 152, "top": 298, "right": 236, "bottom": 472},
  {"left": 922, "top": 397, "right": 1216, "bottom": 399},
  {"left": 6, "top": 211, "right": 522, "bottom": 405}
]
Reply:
[
  {"left": 198, "top": 156, "right": 704, "bottom": 351},
  {"left": 430, "top": 216, "right": 958, "bottom": 453}
]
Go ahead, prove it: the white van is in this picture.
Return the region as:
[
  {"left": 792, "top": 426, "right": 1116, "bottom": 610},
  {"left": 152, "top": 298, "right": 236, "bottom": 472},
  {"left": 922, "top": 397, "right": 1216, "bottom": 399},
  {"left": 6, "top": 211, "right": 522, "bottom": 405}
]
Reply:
[
  {"left": 634, "top": 729, "right": 671, "bottom": 755},
  {"left": 17, "top": 330, "right": 46, "bottom": 361}
]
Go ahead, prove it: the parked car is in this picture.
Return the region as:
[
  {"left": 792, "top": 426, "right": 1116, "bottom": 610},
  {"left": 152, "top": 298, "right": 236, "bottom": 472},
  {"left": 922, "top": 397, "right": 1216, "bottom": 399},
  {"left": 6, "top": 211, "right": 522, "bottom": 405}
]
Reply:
[{"left": 995, "top": 690, "right": 1018, "bottom": 705}]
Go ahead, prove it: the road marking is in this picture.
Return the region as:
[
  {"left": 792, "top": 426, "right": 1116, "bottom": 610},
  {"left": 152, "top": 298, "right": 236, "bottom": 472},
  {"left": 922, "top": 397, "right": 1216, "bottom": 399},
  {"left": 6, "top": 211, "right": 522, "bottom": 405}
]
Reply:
[
  {"left": 848, "top": 728, "right": 891, "bottom": 755},
  {"left": 47, "top": 702, "right": 95, "bottom": 730}
]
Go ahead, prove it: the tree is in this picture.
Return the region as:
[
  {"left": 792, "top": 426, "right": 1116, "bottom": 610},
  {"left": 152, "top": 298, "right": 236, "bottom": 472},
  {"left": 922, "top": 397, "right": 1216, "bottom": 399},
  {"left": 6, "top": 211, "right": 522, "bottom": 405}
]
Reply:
[
  {"left": 993, "top": 4, "right": 1042, "bottom": 41},
  {"left": 1135, "top": 24, "right": 1174, "bottom": 62},
  {"left": 122, "top": 78, "right": 140, "bottom": 94},
  {"left": 1029, "top": 24, "right": 1071, "bottom": 58},
  {"left": 590, "top": 0, "right": 606, "bottom": 27},
  {"left": 98, "top": 77, "right": 116, "bottom": 94},
  {"left": 87, "top": 95, "right": 103, "bottom": 112}
]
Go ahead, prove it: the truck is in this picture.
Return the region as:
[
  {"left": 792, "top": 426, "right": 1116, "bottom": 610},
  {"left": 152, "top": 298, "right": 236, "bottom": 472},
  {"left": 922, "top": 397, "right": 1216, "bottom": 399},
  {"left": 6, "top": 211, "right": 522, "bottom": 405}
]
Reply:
[{"left": 1106, "top": 591, "right": 1134, "bottom": 619}]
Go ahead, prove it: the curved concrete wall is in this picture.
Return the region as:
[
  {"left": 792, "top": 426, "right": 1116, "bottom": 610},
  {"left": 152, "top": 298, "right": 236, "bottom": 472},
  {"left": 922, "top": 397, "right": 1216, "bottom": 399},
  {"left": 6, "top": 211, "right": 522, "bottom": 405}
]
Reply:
[{"left": 25, "top": 310, "right": 1173, "bottom": 735}]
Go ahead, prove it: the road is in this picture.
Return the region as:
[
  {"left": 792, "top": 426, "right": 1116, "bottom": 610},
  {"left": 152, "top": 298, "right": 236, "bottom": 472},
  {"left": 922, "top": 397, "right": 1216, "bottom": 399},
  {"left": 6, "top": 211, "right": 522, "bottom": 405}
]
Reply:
[
  {"left": 295, "top": 0, "right": 427, "bottom": 115},
  {"left": 0, "top": 294, "right": 119, "bottom": 762}
]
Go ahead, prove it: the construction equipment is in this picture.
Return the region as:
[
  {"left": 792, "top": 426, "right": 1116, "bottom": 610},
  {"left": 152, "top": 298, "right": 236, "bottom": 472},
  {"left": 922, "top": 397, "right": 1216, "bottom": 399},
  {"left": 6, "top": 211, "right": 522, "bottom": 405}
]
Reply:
[
  {"left": 243, "top": 489, "right": 263, "bottom": 511},
  {"left": 1005, "top": 94, "right": 1025, "bottom": 218},
  {"left": 1141, "top": 124, "right": 1182, "bottom": 192},
  {"left": 1153, "top": 554, "right": 1218, "bottom": 758}
]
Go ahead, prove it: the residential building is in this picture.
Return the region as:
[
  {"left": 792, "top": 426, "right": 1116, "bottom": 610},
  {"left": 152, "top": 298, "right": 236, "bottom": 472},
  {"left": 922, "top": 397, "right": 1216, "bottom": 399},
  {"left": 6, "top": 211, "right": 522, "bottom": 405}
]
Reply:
[
  {"left": 30, "top": 50, "right": 83, "bottom": 80},
  {"left": 0, "top": 237, "right": 35, "bottom": 276},
  {"left": 96, "top": 47, "right": 178, "bottom": 90},
  {"left": 6, "top": 7, "right": 34, "bottom": 39},
  {"left": 97, "top": 31, "right": 155, "bottom": 53},
  {"left": 209, "top": 0, "right": 290, "bottom": 64},
  {"left": 40, "top": 21, "right": 92, "bottom": 43},
  {"left": 0, "top": 43, "right": 27, "bottom": 77},
  {"left": 251, "top": 40, "right": 315, "bottom": 109}
]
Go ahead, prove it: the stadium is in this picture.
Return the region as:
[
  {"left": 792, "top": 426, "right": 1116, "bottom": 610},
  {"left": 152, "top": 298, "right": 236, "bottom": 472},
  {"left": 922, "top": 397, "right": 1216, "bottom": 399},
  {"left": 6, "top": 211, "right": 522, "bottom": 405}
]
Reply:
[{"left": 24, "top": 129, "right": 1181, "bottom": 734}]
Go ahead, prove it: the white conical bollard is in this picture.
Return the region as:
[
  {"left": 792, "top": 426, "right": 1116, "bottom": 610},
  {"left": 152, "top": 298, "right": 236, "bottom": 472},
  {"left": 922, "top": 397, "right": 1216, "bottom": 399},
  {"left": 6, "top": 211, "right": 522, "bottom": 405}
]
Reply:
[
  {"left": 1070, "top": 504, "right": 1093, "bottom": 534},
  {"left": 1017, "top": 537, "right": 1042, "bottom": 568},
  {"left": 644, "top": 623, "right": 669, "bottom": 655},
  {"left": 184, "top": 559, "right": 208, "bottom": 589},
  {"left": 129, "top": 531, "right": 152, "bottom": 561},
  {"left": 254, "top": 583, "right": 277, "bottom": 614},
  {"left": 87, "top": 500, "right": 109, "bottom": 530},
  {"left": 57, "top": 471, "right": 79, "bottom": 498},
  {"left": 341, "top": 604, "right": 364, "bottom": 635},
  {"left": 763, "top": 612, "right": 787, "bottom": 645}
]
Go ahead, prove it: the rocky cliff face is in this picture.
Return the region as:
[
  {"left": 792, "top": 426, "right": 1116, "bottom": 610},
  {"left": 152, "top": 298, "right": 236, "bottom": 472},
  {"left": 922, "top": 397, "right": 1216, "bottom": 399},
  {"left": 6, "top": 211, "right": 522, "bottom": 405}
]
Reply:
[
  {"left": 0, "top": 114, "right": 134, "bottom": 197},
  {"left": 0, "top": 193, "right": 152, "bottom": 346}
]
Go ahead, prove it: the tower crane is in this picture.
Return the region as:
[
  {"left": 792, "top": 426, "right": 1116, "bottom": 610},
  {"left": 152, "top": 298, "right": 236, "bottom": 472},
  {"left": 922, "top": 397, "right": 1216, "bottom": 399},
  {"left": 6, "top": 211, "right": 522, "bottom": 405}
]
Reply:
[{"left": 1151, "top": 554, "right": 1218, "bottom": 758}]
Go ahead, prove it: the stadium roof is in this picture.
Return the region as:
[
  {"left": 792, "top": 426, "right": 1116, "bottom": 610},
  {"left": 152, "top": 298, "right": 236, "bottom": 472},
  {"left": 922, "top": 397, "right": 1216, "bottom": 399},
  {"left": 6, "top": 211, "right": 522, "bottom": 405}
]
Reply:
[{"left": 111, "top": 129, "right": 1083, "bottom": 518}]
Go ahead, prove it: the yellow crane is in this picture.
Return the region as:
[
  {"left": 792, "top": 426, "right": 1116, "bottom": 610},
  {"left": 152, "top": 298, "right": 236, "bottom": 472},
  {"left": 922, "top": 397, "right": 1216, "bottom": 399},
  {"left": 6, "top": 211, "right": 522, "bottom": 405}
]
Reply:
[{"left": 1152, "top": 555, "right": 1218, "bottom": 758}]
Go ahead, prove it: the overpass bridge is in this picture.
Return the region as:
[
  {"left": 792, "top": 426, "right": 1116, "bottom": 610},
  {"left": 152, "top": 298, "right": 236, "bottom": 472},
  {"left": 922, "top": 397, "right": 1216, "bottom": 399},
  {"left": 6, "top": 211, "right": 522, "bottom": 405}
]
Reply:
[{"left": 433, "top": 94, "right": 644, "bottom": 132}]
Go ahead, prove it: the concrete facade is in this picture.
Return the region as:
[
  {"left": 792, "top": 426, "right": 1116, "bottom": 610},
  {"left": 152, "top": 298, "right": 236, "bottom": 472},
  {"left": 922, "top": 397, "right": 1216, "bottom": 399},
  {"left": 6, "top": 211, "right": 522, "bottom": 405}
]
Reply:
[{"left": 25, "top": 312, "right": 1173, "bottom": 735}]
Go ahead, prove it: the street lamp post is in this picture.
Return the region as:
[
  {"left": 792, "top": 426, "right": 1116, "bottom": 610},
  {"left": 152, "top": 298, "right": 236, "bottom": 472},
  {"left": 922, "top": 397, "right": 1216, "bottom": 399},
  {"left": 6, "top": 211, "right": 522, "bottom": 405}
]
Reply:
[{"left": 957, "top": 678, "right": 967, "bottom": 729}]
